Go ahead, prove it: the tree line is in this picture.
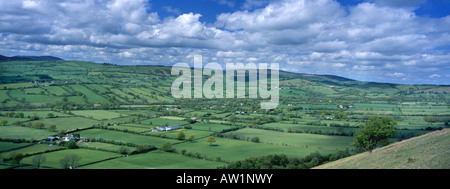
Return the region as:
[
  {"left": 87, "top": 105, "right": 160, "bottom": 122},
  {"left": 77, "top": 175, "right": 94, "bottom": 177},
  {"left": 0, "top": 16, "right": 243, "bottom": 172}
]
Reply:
[{"left": 219, "top": 151, "right": 351, "bottom": 169}]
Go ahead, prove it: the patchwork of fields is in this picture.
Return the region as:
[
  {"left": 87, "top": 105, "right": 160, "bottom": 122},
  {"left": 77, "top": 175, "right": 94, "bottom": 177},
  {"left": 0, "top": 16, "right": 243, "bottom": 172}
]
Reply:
[{"left": 0, "top": 60, "right": 448, "bottom": 169}]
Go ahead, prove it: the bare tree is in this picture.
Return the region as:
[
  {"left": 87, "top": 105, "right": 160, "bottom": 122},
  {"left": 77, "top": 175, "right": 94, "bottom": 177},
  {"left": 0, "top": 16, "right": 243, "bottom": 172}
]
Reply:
[
  {"left": 60, "top": 154, "right": 82, "bottom": 169},
  {"left": 32, "top": 154, "right": 47, "bottom": 169}
]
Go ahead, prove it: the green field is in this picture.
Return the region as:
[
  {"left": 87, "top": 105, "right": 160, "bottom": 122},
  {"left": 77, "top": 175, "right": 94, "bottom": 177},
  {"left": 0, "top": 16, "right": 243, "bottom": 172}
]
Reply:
[
  {"left": 21, "top": 149, "right": 120, "bottom": 169},
  {"left": 143, "top": 129, "right": 213, "bottom": 140},
  {"left": 1, "top": 144, "right": 65, "bottom": 159},
  {"left": 77, "top": 129, "right": 179, "bottom": 148},
  {"left": 190, "top": 122, "right": 238, "bottom": 132},
  {"left": 0, "top": 126, "right": 55, "bottom": 141},
  {"left": 80, "top": 150, "right": 226, "bottom": 169},
  {"left": 0, "top": 59, "right": 448, "bottom": 169},
  {"left": 140, "top": 118, "right": 189, "bottom": 126},
  {"left": 226, "top": 128, "right": 354, "bottom": 151},
  {"left": 108, "top": 124, "right": 153, "bottom": 133},
  {"left": 0, "top": 141, "right": 33, "bottom": 152},
  {"left": 174, "top": 137, "right": 331, "bottom": 162},
  {"left": 77, "top": 142, "right": 135, "bottom": 153},
  {"left": 70, "top": 110, "right": 124, "bottom": 120},
  {"left": 36, "top": 117, "right": 101, "bottom": 131},
  {"left": 0, "top": 116, "right": 29, "bottom": 125}
]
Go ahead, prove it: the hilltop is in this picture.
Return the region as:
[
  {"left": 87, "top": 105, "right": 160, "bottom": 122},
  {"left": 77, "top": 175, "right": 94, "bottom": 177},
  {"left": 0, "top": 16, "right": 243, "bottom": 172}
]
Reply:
[
  {"left": 314, "top": 128, "right": 450, "bottom": 169},
  {"left": 0, "top": 55, "right": 63, "bottom": 62}
]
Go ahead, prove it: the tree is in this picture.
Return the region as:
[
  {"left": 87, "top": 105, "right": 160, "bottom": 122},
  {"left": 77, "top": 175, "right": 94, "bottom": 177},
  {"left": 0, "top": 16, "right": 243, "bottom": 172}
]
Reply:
[
  {"left": 188, "top": 118, "right": 196, "bottom": 124},
  {"left": 352, "top": 116, "right": 397, "bottom": 152},
  {"left": 187, "top": 135, "right": 195, "bottom": 142},
  {"left": 320, "top": 113, "right": 326, "bottom": 120},
  {"left": 161, "top": 142, "right": 173, "bottom": 152},
  {"left": 47, "top": 124, "right": 57, "bottom": 132},
  {"left": 47, "top": 113, "right": 55, "bottom": 118},
  {"left": 4, "top": 112, "right": 15, "bottom": 117},
  {"left": 176, "top": 131, "right": 185, "bottom": 140},
  {"left": 11, "top": 153, "right": 24, "bottom": 165},
  {"left": 228, "top": 114, "right": 236, "bottom": 123},
  {"left": 0, "top": 119, "right": 8, "bottom": 126},
  {"left": 32, "top": 122, "right": 45, "bottom": 129},
  {"left": 251, "top": 118, "right": 261, "bottom": 125},
  {"left": 425, "top": 116, "right": 435, "bottom": 123},
  {"left": 119, "top": 146, "right": 129, "bottom": 155},
  {"left": 335, "top": 112, "right": 347, "bottom": 120},
  {"left": 14, "top": 112, "right": 24, "bottom": 118},
  {"left": 60, "top": 154, "right": 81, "bottom": 169},
  {"left": 135, "top": 145, "right": 146, "bottom": 153},
  {"left": 32, "top": 154, "right": 47, "bottom": 169},
  {"left": 206, "top": 136, "right": 216, "bottom": 146},
  {"left": 65, "top": 140, "right": 78, "bottom": 149}
]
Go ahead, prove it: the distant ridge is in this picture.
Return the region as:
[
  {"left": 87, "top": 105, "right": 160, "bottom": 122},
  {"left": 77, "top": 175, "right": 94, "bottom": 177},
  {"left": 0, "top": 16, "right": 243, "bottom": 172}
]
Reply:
[
  {"left": 0, "top": 54, "right": 447, "bottom": 86},
  {"left": 0, "top": 54, "right": 63, "bottom": 62}
]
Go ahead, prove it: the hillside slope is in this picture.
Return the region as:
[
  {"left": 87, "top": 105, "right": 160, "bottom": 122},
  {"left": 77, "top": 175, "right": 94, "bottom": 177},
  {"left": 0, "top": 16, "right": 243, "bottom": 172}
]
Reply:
[{"left": 315, "top": 128, "right": 450, "bottom": 169}]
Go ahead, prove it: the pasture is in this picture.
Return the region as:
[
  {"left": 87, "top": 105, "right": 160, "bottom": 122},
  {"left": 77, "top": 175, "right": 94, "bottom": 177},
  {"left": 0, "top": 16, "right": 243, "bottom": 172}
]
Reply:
[
  {"left": 77, "top": 142, "right": 135, "bottom": 153},
  {"left": 1, "top": 60, "right": 448, "bottom": 169},
  {"left": 80, "top": 150, "right": 227, "bottom": 169},
  {"left": 21, "top": 149, "right": 120, "bottom": 169},
  {"left": 77, "top": 129, "right": 180, "bottom": 148},
  {"left": 0, "top": 126, "right": 55, "bottom": 141},
  {"left": 143, "top": 129, "right": 213, "bottom": 140},
  {"left": 1, "top": 144, "right": 65, "bottom": 158},
  {"left": 139, "top": 118, "right": 189, "bottom": 126},
  {"left": 36, "top": 117, "right": 101, "bottom": 131},
  {"left": 70, "top": 110, "right": 124, "bottom": 120},
  {"left": 225, "top": 128, "right": 354, "bottom": 151},
  {"left": 174, "top": 137, "right": 333, "bottom": 162},
  {"left": 0, "top": 141, "right": 32, "bottom": 152}
]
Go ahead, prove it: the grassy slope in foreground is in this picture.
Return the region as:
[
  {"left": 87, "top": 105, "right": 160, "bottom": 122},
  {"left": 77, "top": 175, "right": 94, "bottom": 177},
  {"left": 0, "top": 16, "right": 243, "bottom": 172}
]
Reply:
[{"left": 315, "top": 128, "right": 450, "bottom": 169}]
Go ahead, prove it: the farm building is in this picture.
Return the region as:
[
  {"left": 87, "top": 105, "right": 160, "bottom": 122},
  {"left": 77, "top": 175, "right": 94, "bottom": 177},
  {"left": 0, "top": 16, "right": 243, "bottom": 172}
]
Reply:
[
  {"left": 153, "top": 125, "right": 182, "bottom": 132},
  {"left": 62, "top": 134, "right": 88, "bottom": 142},
  {"left": 166, "top": 125, "right": 182, "bottom": 131},
  {"left": 155, "top": 127, "right": 166, "bottom": 132}
]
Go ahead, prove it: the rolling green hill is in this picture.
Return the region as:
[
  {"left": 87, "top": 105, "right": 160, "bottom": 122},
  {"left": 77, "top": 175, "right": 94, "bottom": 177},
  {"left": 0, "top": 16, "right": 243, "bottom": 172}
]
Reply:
[
  {"left": 0, "top": 58, "right": 448, "bottom": 169},
  {"left": 314, "top": 128, "right": 450, "bottom": 169},
  {"left": 0, "top": 55, "right": 63, "bottom": 62}
]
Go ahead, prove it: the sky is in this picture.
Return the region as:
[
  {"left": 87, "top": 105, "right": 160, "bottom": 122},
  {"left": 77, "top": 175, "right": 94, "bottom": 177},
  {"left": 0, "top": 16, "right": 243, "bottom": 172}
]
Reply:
[{"left": 0, "top": 0, "right": 449, "bottom": 85}]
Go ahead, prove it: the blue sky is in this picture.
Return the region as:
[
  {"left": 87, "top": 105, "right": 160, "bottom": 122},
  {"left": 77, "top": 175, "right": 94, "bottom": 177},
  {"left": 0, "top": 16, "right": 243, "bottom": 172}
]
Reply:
[
  {"left": 0, "top": 0, "right": 449, "bottom": 84},
  {"left": 151, "top": 0, "right": 450, "bottom": 21}
]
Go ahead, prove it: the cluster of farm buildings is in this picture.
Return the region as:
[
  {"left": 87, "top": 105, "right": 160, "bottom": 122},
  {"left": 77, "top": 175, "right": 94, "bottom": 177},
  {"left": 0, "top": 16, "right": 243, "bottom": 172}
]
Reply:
[{"left": 45, "top": 134, "right": 88, "bottom": 143}]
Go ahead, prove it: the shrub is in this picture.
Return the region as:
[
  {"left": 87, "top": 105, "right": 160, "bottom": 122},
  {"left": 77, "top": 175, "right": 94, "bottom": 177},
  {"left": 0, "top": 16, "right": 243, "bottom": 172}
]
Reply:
[
  {"left": 250, "top": 137, "right": 260, "bottom": 143},
  {"left": 12, "top": 120, "right": 22, "bottom": 126},
  {"left": 0, "top": 119, "right": 8, "bottom": 126}
]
